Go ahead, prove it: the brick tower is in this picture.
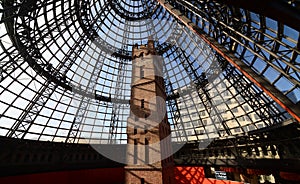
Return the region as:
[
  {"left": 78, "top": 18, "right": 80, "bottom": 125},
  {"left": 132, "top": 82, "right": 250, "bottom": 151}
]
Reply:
[{"left": 125, "top": 39, "right": 175, "bottom": 184}]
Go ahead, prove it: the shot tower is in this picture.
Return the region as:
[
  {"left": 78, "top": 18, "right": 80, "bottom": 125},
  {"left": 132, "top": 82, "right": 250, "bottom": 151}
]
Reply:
[{"left": 125, "top": 39, "right": 174, "bottom": 184}]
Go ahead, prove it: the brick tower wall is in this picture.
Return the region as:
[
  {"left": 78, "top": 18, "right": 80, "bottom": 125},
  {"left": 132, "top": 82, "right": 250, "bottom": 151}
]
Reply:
[{"left": 125, "top": 39, "right": 174, "bottom": 184}]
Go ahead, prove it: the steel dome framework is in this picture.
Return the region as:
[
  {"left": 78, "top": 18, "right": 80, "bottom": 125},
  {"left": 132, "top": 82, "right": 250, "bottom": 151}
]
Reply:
[{"left": 0, "top": 0, "right": 299, "bottom": 169}]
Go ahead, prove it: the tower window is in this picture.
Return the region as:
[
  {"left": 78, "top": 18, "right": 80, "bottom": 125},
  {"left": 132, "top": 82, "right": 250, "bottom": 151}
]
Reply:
[
  {"left": 140, "top": 66, "right": 145, "bottom": 78},
  {"left": 134, "top": 127, "right": 137, "bottom": 135},
  {"left": 141, "top": 99, "right": 145, "bottom": 108},
  {"left": 134, "top": 139, "right": 138, "bottom": 164},
  {"left": 145, "top": 138, "right": 149, "bottom": 164}
]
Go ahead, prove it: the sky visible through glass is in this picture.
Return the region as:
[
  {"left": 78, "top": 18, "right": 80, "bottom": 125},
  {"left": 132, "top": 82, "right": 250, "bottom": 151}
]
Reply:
[{"left": 0, "top": 0, "right": 298, "bottom": 144}]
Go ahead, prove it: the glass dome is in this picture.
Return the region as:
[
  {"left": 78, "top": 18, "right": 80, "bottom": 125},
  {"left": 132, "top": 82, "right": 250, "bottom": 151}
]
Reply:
[{"left": 0, "top": 0, "right": 299, "bottom": 145}]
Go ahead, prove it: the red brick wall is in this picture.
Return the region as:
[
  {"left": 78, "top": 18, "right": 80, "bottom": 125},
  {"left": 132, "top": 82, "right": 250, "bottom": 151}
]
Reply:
[{"left": 125, "top": 169, "right": 163, "bottom": 184}]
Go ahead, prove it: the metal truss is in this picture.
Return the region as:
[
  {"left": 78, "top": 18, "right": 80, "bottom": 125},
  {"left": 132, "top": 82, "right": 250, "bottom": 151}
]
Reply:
[
  {"left": 0, "top": 0, "right": 299, "bottom": 144},
  {"left": 109, "top": 0, "right": 159, "bottom": 21},
  {"left": 11, "top": 0, "right": 75, "bottom": 89},
  {"left": 109, "top": 59, "right": 127, "bottom": 143},
  {"left": 174, "top": 119, "right": 300, "bottom": 171},
  {"left": 109, "top": 21, "right": 130, "bottom": 143},
  {"left": 77, "top": 0, "right": 132, "bottom": 60},
  {"left": 217, "top": 0, "right": 300, "bottom": 31},
  {"left": 223, "top": 64, "right": 287, "bottom": 127},
  {"left": 6, "top": 0, "right": 96, "bottom": 139},
  {"left": 158, "top": 0, "right": 300, "bottom": 122},
  {"left": 66, "top": 45, "right": 111, "bottom": 143},
  {"left": 174, "top": 47, "right": 224, "bottom": 137},
  {"left": 165, "top": 79, "right": 187, "bottom": 142},
  {"left": 0, "top": 0, "right": 34, "bottom": 83},
  {"left": 0, "top": 42, "right": 22, "bottom": 83}
]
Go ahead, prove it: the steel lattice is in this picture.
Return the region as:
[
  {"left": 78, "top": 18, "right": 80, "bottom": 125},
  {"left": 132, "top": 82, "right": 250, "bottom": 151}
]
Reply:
[{"left": 0, "top": 0, "right": 299, "bottom": 145}]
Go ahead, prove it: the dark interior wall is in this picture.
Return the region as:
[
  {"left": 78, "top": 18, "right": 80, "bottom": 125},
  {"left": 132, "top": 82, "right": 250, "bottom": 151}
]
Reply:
[
  {"left": 0, "top": 168, "right": 125, "bottom": 184},
  {"left": 0, "top": 167, "right": 244, "bottom": 184}
]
